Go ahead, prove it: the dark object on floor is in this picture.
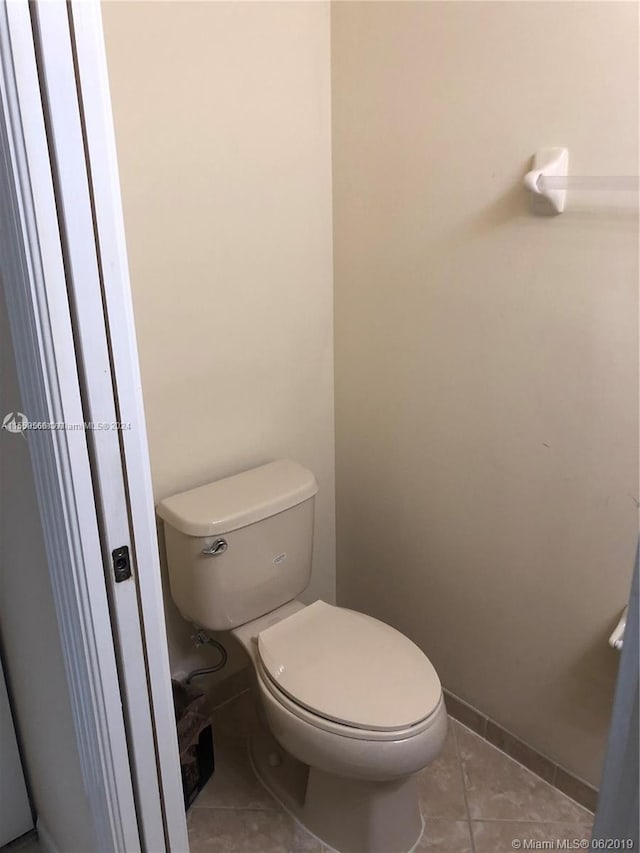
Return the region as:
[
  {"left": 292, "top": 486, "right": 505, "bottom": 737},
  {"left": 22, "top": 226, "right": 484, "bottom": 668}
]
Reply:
[{"left": 172, "top": 679, "right": 214, "bottom": 809}]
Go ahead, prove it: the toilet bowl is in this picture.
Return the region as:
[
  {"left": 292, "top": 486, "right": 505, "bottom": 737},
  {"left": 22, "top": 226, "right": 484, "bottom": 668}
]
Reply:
[
  {"left": 256, "top": 653, "right": 447, "bottom": 781},
  {"left": 233, "top": 599, "right": 447, "bottom": 780},
  {"left": 232, "top": 599, "right": 447, "bottom": 853},
  {"left": 157, "top": 460, "right": 448, "bottom": 853}
]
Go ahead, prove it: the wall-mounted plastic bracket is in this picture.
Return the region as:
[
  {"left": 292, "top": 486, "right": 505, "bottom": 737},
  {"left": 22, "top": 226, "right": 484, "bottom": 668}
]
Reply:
[
  {"left": 608, "top": 606, "right": 627, "bottom": 652},
  {"left": 524, "top": 148, "right": 569, "bottom": 215}
]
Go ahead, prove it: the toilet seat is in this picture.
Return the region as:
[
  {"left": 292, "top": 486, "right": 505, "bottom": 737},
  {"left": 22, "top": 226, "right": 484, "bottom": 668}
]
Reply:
[
  {"left": 256, "top": 654, "right": 444, "bottom": 743},
  {"left": 257, "top": 600, "right": 442, "bottom": 735}
]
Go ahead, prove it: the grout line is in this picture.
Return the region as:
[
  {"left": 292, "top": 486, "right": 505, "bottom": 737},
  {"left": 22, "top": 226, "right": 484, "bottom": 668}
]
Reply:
[
  {"left": 451, "top": 718, "right": 477, "bottom": 853},
  {"left": 454, "top": 721, "right": 594, "bottom": 816},
  {"left": 189, "top": 805, "right": 280, "bottom": 812},
  {"left": 210, "top": 686, "right": 251, "bottom": 712},
  {"left": 467, "top": 818, "right": 594, "bottom": 826},
  {"left": 445, "top": 691, "right": 597, "bottom": 813}
]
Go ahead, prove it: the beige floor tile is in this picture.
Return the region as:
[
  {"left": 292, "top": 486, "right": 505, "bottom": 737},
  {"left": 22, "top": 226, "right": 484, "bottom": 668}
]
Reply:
[
  {"left": 187, "top": 808, "right": 323, "bottom": 853},
  {"left": 291, "top": 820, "right": 329, "bottom": 852},
  {"left": 472, "top": 820, "right": 592, "bottom": 853},
  {"left": 213, "top": 691, "right": 259, "bottom": 739},
  {"left": 206, "top": 668, "right": 252, "bottom": 710},
  {"left": 415, "top": 719, "right": 467, "bottom": 819},
  {"left": 415, "top": 819, "right": 474, "bottom": 852},
  {"left": 193, "top": 736, "right": 276, "bottom": 811},
  {"left": 1, "top": 833, "right": 42, "bottom": 853},
  {"left": 455, "top": 722, "right": 593, "bottom": 824}
]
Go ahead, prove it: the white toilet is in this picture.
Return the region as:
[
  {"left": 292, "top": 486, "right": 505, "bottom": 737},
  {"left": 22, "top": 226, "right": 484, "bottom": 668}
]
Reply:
[{"left": 157, "top": 460, "right": 447, "bottom": 853}]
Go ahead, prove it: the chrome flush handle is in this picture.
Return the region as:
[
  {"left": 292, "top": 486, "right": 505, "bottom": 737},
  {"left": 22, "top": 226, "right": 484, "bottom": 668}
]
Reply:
[{"left": 201, "top": 538, "right": 228, "bottom": 557}]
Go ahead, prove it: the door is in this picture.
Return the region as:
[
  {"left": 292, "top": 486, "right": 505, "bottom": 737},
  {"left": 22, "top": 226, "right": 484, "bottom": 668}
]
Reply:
[
  {"left": 29, "top": 3, "right": 189, "bottom": 849},
  {"left": 0, "top": 1, "right": 188, "bottom": 850},
  {"left": 0, "top": 659, "right": 32, "bottom": 847}
]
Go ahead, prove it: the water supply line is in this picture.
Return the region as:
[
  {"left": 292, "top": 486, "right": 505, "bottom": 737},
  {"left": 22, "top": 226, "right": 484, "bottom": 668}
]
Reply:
[{"left": 185, "top": 629, "right": 228, "bottom": 684}]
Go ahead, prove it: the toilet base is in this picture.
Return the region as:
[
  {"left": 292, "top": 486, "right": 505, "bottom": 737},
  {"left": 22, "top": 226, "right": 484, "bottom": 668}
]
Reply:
[{"left": 249, "top": 720, "right": 424, "bottom": 853}]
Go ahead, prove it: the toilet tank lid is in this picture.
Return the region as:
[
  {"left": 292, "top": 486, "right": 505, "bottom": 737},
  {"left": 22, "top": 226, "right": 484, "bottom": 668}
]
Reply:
[{"left": 156, "top": 459, "right": 318, "bottom": 537}]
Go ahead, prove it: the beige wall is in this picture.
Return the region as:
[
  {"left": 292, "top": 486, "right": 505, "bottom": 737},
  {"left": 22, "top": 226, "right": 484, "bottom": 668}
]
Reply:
[
  {"left": 103, "top": 1, "right": 335, "bottom": 679},
  {"left": 104, "top": 0, "right": 637, "bottom": 785},
  {"left": 332, "top": 1, "right": 638, "bottom": 787}
]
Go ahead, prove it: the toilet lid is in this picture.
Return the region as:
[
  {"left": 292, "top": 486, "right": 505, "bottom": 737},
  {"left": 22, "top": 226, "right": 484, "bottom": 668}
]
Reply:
[{"left": 257, "top": 601, "right": 441, "bottom": 731}]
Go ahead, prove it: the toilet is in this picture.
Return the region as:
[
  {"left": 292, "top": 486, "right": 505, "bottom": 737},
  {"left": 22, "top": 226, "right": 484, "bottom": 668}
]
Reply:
[{"left": 157, "top": 460, "right": 447, "bottom": 853}]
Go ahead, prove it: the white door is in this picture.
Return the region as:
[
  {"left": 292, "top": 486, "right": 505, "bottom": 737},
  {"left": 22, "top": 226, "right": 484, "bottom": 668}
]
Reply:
[
  {"left": 0, "top": 660, "right": 32, "bottom": 847},
  {"left": 0, "top": 1, "right": 188, "bottom": 850}
]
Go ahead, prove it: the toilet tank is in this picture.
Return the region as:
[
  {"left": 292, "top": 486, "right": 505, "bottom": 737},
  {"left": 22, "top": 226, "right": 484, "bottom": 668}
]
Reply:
[{"left": 156, "top": 460, "right": 318, "bottom": 631}]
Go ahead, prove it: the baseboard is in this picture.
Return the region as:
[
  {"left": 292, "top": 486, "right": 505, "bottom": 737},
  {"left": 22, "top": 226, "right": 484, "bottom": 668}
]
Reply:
[{"left": 443, "top": 688, "right": 599, "bottom": 813}]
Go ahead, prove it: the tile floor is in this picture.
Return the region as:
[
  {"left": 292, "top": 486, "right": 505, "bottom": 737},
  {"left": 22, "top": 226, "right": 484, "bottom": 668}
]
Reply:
[
  {"left": 188, "top": 689, "right": 594, "bottom": 853},
  {"left": 0, "top": 832, "right": 41, "bottom": 853}
]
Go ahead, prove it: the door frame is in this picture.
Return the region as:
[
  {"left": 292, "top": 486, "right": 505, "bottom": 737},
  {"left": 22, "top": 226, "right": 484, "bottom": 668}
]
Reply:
[
  {"left": 0, "top": 1, "right": 188, "bottom": 850},
  {"left": 68, "top": 4, "right": 189, "bottom": 846}
]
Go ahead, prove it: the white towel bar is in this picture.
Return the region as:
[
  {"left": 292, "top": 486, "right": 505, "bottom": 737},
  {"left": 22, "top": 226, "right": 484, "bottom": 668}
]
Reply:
[{"left": 524, "top": 147, "right": 639, "bottom": 214}]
